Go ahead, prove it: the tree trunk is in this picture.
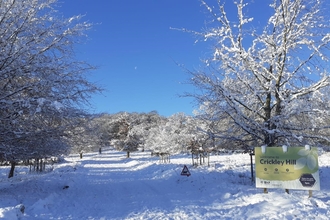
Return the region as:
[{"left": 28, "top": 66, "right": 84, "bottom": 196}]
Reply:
[
  {"left": 126, "top": 151, "right": 130, "bottom": 158},
  {"left": 8, "top": 161, "right": 16, "bottom": 178},
  {"left": 264, "top": 91, "right": 274, "bottom": 146},
  {"left": 43, "top": 159, "right": 46, "bottom": 171},
  {"left": 36, "top": 158, "right": 40, "bottom": 172},
  {"left": 40, "top": 159, "right": 43, "bottom": 172}
]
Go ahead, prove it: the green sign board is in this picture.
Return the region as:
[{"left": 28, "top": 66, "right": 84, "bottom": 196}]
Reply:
[{"left": 255, "top": 146, "right": 320, "bottom": 190}]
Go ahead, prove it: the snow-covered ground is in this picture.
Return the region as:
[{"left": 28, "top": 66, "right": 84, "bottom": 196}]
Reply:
[{"left": 0, "top": 149, "right": 329, "bottom": 219}]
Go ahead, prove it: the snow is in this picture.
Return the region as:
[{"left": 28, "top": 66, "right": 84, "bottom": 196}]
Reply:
[{"left": 1, "top": 149, "right": 330, "bottom": 219}]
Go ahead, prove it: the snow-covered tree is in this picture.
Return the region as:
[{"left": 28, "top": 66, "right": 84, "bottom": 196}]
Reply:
[
  {"left": 66, "top": 115, "right": 103, "bottom": 158},
  {"left": 106, "top": 112, "right": 137, "bottom": 157},
  {"left": 0, "top": 0, "right": 99, "bottom": 169},
  {"left": 183, "top": 0, "right": 330, "bottom": 147},
  {"left": 144, "top": 113, "right": 197, "bottom": 154},
  {"left": 92, "top": 114, "right": 117, "bottom": 149}
]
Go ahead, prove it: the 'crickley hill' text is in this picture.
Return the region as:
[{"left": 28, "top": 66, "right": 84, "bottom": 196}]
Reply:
[{"left": 260, "top": 159, "right": 296, "bottom": 166}]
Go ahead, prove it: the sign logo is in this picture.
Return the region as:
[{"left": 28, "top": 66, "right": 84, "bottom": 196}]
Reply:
[{"left": 299, "top": 173, "right": 316, "bottom": 187}]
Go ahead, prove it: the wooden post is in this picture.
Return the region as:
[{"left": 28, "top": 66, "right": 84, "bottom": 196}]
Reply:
[
  {"left": 263, "top": 188, "right": 268, "bottom": 194},
  {"left": 285, "top": 189, "right": 289, "bottom": 194},
  {"left": 309, "top": 190, "right": 312, "bottom": 198},
  {"left": 250, "top": 153, "right": 254, "bottom": 182}
]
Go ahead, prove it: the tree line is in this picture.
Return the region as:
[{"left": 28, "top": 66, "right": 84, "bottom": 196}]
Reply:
[
  {"left": 76, "top": 111, "right": 243, "bottom": 158},
  {"left": 0, "top": 0, "right": 100, "bottom": 177}
]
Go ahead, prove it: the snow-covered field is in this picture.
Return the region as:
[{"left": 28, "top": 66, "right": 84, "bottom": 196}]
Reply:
[{"left": 1, "top": 149, "right": 330, "bottom": 219}]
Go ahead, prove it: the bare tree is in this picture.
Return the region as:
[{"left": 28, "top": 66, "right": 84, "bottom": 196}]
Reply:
[{"left": 180, "top": 0, "right": 330, "bottom": 147}]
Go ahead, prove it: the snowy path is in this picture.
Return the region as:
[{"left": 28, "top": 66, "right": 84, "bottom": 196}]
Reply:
[{"left": 0, "top": 150, "right": 330, "bottom": 219}]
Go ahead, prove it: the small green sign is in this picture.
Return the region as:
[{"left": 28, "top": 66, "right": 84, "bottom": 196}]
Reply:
[{"left": 255, "top": 146, "right": 320, "bottom": 190}]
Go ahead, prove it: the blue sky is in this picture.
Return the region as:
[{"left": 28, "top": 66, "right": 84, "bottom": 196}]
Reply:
[{"left": 59, "top": 0, "right": 271, "bottom": 116}]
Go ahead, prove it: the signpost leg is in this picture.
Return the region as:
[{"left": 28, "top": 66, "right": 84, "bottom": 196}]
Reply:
[{"left": 309, "top": 190, "right": 312, "bottom": 198}]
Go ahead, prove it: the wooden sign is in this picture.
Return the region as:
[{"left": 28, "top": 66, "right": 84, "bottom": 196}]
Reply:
[{"left": 255, "top": 146, "right": 320, "bottom": 190}]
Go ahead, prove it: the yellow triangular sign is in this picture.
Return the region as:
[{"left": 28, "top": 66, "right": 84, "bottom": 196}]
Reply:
[{"left": 181, "top": 165, "right": 191, "bottom": 176}]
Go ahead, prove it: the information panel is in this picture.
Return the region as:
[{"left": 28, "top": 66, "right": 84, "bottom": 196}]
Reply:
[{"left": 255, "top": 146, "right": 320, "bottom": 190}]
